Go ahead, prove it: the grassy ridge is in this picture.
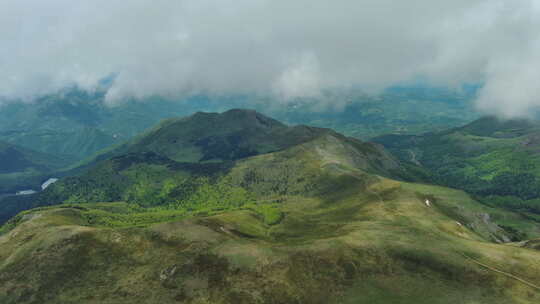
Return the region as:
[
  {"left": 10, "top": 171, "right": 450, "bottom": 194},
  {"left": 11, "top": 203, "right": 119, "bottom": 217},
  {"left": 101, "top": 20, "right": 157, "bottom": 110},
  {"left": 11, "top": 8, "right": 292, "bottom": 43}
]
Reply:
[{"left": 1, "top": 168, "right": 539, "bottom": 303}]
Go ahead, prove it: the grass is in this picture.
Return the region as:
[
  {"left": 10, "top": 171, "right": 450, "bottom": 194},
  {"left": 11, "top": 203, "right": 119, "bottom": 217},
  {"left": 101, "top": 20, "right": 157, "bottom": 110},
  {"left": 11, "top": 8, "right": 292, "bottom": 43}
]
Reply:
[
  {"left": 402, "top": 182, "right": 540, "bottom": 240},
  {"left": 2, "top": 174, "right": 540, "bottom": 303}
]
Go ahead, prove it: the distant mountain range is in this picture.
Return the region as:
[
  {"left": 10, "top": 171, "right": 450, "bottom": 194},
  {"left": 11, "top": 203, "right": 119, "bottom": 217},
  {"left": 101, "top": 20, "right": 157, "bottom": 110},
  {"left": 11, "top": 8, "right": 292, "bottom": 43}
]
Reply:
[
  {"left": 0, "top": 85, "right": 479, "bottom": 163},
  {"left": 0, "top": 88, "right": 206, "bottom": 161}
]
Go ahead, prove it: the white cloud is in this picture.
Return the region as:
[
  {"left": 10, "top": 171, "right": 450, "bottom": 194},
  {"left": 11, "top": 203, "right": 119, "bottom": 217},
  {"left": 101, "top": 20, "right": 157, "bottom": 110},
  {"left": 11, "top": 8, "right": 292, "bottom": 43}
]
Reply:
[
  {"left": 1, "top": 0, "right": 540, "bottom": 116},
  {"left": 272, "top": 52, "right": 322, "bottom": 100}
]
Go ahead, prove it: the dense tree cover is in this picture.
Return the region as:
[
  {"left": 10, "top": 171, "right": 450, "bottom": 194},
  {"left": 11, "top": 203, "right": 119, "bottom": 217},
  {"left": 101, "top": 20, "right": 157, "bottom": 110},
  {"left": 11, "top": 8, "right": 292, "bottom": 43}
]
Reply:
[
  {"left": 431, "top": 171, "right": 533, "bottom": 199},
  {"left": 477, "top": 195, "right": 540, "bottom": 216},
  {"left": 427, "top": 171, "right": 540, "bottom": 217},
  {"left": 426, "top": 170, "right": 540, "bottom": 215},
  {"left": 0, "top": 194, "right": 39, "bottom": 225},
  {"left": 0, "top": 172, "right": 282, "bottom": 230},
  {"left": 373, "top": 117, "right": 540, "bottom": 217},
  {"left": 483, "top": 172, "right": 540, "bottom": 199},
  {"left": 20, "top": 156, "right": 272, "bottom": 226},
  {"left": 125, "top": 176, "right": 255, "bottom": 210}
]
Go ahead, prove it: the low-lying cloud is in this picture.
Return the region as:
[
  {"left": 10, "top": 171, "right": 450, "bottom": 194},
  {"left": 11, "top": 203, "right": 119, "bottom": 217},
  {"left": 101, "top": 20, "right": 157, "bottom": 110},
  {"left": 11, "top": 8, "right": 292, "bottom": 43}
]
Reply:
[{"left": 1, "top": 0, "right": 540, "bottom": 117}]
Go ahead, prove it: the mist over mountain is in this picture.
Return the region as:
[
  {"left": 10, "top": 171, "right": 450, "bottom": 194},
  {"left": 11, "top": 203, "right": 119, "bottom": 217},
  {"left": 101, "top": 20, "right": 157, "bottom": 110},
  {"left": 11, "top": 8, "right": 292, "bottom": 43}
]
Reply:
[
  {"left": 0, "top": 85, "right": 479, "bottom": 160},
  {"left": 2, "top": 1, "right": 540, "bottom": 117}
]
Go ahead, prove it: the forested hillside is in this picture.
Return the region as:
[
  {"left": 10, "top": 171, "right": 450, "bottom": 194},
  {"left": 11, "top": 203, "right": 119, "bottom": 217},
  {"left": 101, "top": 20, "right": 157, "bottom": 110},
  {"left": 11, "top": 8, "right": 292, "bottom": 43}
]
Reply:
[{"left": 373, "top": 116, "right": 540, "bottom": 221}]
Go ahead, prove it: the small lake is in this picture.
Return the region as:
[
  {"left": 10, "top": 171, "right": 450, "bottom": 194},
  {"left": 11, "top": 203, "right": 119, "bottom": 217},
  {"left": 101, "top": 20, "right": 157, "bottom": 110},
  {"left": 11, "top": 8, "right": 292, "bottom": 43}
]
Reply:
[{"left": 0, "top": 177, "right": 59, "bottom": 201}]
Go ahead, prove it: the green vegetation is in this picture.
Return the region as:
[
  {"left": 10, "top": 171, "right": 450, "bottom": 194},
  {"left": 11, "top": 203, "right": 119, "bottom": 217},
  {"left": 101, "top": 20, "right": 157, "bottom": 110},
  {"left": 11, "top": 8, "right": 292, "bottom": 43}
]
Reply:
[
  {"left": 0, "top": 85, "right": 478, "bottom": 193},
  {"left": 3, "top": 109, "right": 540, "bottom": 303},
  {"left": 0, "top": 89, "right": 208, "bottom": 160},
  {"left": 2, "top": 164, "right": 540, "bottom": 303},
  {"left": 373, "top": 116, "right": 540, "bottom": 222},
  {"left": 269, "top": 86, "right": 479, "bottom": 140},
  {"left": 2, "top": 110, "right": 406, "bottom": 225},
  {"left": 0, "top": 86, "right": 478, "bottom": 160},
  {"left": 99, "top": 109, "right": 338, "bottom": 164}
]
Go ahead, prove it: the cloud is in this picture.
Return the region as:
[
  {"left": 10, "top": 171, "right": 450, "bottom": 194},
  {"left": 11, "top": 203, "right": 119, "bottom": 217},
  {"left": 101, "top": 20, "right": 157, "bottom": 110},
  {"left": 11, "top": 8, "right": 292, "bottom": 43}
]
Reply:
[{"left": 1, "top": 0, "right": 540, "bottom": 116}]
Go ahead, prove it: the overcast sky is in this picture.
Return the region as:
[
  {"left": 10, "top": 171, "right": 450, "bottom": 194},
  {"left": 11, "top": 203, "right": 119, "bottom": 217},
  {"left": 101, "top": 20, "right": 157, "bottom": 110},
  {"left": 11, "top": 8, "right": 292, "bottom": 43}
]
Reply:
[{"left": 1, "top": 0, "right": 540, "bottom": 117}]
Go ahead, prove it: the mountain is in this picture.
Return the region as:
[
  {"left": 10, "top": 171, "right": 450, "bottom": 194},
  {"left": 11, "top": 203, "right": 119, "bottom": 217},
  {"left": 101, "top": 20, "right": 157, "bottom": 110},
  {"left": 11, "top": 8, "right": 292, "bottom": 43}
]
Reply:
[
  {"left": 373, "top": 116, "right": 540, "bottom": 221},
  {"left": 115, "top": 109, "right": 321, "bottom": 162},
  {"left": 0, "top": 85, "right": 479, "bottom": 164},
  {"left": 0, "top": 141, "right": 69, "bottom": 194},
  {"left": 36, "top": 109, "right": 409, "bottom": 208},
  {"left": 96, "top": 108, "right": 401, "bottom": 163},
  {"left": 0, "top": 109, "right": 408, "bottom": 226},
  {"left": 1, "top": 111, "right": 540, "bottom": 303}
]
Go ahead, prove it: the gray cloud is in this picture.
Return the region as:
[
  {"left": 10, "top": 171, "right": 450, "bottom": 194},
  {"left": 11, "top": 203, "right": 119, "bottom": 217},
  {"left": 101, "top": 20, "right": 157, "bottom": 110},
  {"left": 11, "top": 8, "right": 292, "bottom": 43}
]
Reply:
[{"left": 1, "top": 0, "right": 540, "bottom": 116}]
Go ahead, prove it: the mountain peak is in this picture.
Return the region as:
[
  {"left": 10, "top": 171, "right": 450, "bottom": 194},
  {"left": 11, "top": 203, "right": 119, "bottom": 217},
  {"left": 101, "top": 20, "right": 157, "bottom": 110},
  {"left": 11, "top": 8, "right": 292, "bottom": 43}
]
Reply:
[
  {"left": 120, "top": 109, "right": 322, "bottom": 163},
  {"left": 187, "top": 109, "right": 286, "bottom": 131}
]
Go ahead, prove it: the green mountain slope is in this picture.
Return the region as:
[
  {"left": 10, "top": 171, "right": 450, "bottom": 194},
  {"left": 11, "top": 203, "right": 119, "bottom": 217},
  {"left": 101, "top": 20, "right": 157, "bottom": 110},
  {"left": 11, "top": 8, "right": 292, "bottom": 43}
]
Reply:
[
  {"left": 2, "top": 133, "right": 540, "bottom": 303},
  {"left": 3, "top": 110, "right": 540, "bottom": 303},
  {"left": 38, "top": 109, "right": 408, "bottom": 207},
  {"left": 122, "top": 109, "right": 323, "bottom": 162},
  {"left": 0, "top": 110, "right": 409, "bottom": 225},
  {"left": 373, "top": 116, "right": 540, "bottom": 224}
]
